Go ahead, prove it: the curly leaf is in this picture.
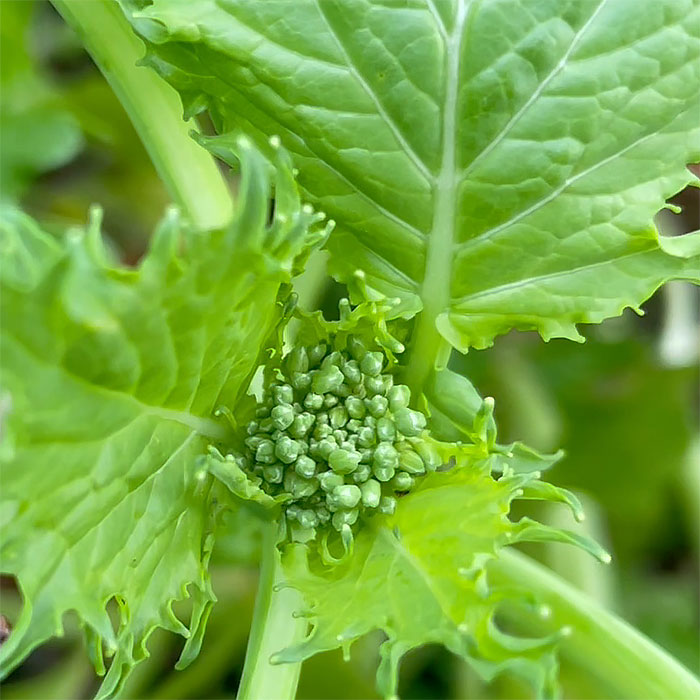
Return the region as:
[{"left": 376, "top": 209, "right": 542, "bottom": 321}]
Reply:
[
  {"left": 278, "top": 454, "right": 607, "bottom": 698},
  {"left": 0, "top": 140, "right": 326, "bottom": 697},
  {"left": 125, "top": 0, "right": 699, "bottom": 355}
]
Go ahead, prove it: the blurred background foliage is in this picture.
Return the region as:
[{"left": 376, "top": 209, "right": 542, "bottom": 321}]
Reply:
[{"left": 1, "top": 2, "right": 698, "bottom": 698}]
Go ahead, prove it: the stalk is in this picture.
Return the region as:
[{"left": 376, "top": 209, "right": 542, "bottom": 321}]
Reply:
[
  {"left": 237, "top": 521, "right": 307, "bottom": 700},
  {"left": 490, "top": 550, "right": 700, "bottom": 699},
  {"left": 51, "top": 0, "right": 232, "bottom": 231}
]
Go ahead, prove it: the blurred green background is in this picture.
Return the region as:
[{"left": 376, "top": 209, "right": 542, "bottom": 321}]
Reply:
[{"left": 1, "top": 2, "right": 698, "bottom": 698}]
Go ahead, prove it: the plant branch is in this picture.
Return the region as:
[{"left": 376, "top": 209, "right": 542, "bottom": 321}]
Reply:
[
  {"left": 51, "top": 0, "right": 233, "bottom": 231},
  {"left": 237, "top": 521, "right": 307, "bottom": 700},
  {"left": 490, "top": 549, "right": 700, "bottom": 699}
]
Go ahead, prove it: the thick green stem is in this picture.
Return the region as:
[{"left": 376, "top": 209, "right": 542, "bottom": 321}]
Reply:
[
  {"left": 490, "top": 550, "right": 700, "bottom": 699},
  {"left": 51, "top": 0, "right": 232, "bottom": 231},
  {"left": 237, "top": 521, "right": 307, "bottom": 700}
]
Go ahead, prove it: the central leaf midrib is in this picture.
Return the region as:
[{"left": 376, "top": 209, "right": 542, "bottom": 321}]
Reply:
[{"left": 405, "top": 0, "right": 472, "bottom": 392}]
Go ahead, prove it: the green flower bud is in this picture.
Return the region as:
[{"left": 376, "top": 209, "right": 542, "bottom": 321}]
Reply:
[
  {"left": 245, "top": 435, "right": 264, "bottom": 451},
  {"left": 315, "top": 437, "right": 337, "bottom": 460},
  {"left": 347, "top": 336, "right": 367, "bottom": 360},
  {"left": 373, "top": 464, "right": 395, "bottom": 482},
  {"left": 284, "top": 471, "right": 318, "bottom": 498},
  {"left": 297, "top": 509, "right": 318, "bottom": 529},
  {"left": 367, "top": 395, "right": 388, "bottom": 418},
  {"left": 358, "top": 447, "right": 374, "bottom": 463},
  {"left": 295, "top": 455, "right": 317, "bottom": 479},
  {"left": 335, "top": 383, "right": 351, "bottom": 398},
  {"left": 413, "top": 440, "right": 441, "bottom": 471},
  {"left": 393, "top": 407, "right": 426, "bottom": 437},
  {"left": 346, "top": 418, "right": 362, "bottom": 433},
  {"left": 332, "top": 484, "right": 361, "bottom": 508},
  {"left": 356, "top": 426, "right": 376, "bottom": 448},
  {"left": 364, "top": 375, "right": 385, "bottom": 396},
  {"left": 352, "top": 463, "right": 372, "bottom": 483},
  {"left": 376, "top": 417, "right": 396, "bottom": 442},
  {"left": 308, "top": 343, "right": 327, "bottom": 367},
  {"left": 373, "top": 442, "right": 399, "bottom": 470},
  {"left": 272, "top": 384, "right": 294, "bottom": 405},
  {"left": 289, "top": 412, "right": 315, "bottom": 439},
  {"left": 290, "top": 522, "right": 316, "bottom": 543},
  {"left": 379, "top": 496, "right": 397, "bottom": 515},
  {"left": 313, "top": 423, "right": 332, "bottom": 440},
  {"left": 275, "top": 436, "right": 301, "bottom": 464},
  {"left": 399, "top": 449, "right": 425, "bottom": 475},
  {"left": 255, "top": 406, "right": 270, "bottom": 418},
  {"left": 387, "top": 384, "right": 411, "bottom": 411},
  {"left": 345, "top": 396, "right": 366, "bottom": 419},
  {"left": 256, "top": 439, "right": 276, "bottom": 464},
  {"left": 360, "top": 479, "right": 382, "bottom": 508},
  {"left": 258, "top": 418, "right": 273, "bottom": 433},
  {"left": 323, "top": 393, "right": 339, "bottom": 408},
  {"left": 321, "top": 350, "right": 343, "bottom": 368},
  {"left": 332, "top": 509, "right": 359, "bottom": 531},
  {"left": 286, "top": 504, "right": 301, "bottom": 520},
  {"left": 391, "top": 472, "right": 414, "bottom": 491},
  {"left": 381, "top": 374, "right": 394, "bottom": 395},
  {"left": 316, "top": 506, "right": 331, "bottom": 523},
  {"left": 312, "top": 365, "right": 344, "bottom": 394},
  {"left": 304, "top": 392, "right": 324, "bottom": 411},
  {"left": 332, "top": 429, "right": 347, "bottom": 444},
  {"left": 341, "top": 360, "right": 362, "bottom": 385},
  {"left": 262, "top": 464, "right": 284, "bottom": 483},
  {"left": 329, "top": 448, "right": 361, "bottom": 474},
  {"left": 246, "top": 421, "right": 259, "bottom": 435},
  {"left": 291, "top": 372, "right": 311, "bottom": 392},
  {"left": 329, "top": 406, "right": 348, "bottom": 429},
  {"left": 316, "top": 411, "right": 329, "bottom": 425},
  {"left": 360, "top": 351, "right": 384, "bottom": 377},
  {"left": 363, "top": 415, "right": 377, "bottom": 428},
  {"left": 318, "top": 471, "right": 344, "bottom": 492},
  {"left": 271, "top": 404, "right": 295, "bottom": 430},
  {"left": 286, "top": 346, "right": 309, "bottom": 373}
]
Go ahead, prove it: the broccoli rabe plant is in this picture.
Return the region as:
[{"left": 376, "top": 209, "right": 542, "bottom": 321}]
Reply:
[{"left": 1, "top": 1, "right": 699, "bottom": 699}]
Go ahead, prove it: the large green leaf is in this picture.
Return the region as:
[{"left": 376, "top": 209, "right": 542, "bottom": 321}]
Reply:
[
  {"left": 125, "top": 0, "right": 700, "bottom": 359},
  {"left": 0, "top": 140, "right": 326, "bottom": 697},
  {"left": 276, "top": 453, "right": 607, "bottom": 698}
]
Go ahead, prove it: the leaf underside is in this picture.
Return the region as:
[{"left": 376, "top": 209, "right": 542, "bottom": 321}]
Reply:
[
  {"left": 0, "top": 141, "right": 325, "bottom": 697},
  {"left": 127, "top": 0, "right": 700, "bottom": 350}
]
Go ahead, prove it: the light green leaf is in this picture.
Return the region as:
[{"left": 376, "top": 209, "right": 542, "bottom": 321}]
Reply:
[
  {"left": 0, "top": 140, "right": 326, "bottom": 697},
  {"left": 277, "top": 456, "right": 605, "bottom": 698},
  {"left": 124, "top": 0, "right": 700, "bottom": 363}
]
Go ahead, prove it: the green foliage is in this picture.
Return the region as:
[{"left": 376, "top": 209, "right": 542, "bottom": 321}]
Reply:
[
  {"left": 0, "top": 1, "right": 83, "bottom": 201},
  {"left": 0, "top": 139, "right": 327, "bottom": 697},
  {"left": 2, "top": 1, "right": 699, "bottom": 699},
  {"left": 125, "top": 0, "right": 699, "bottom": 351}
]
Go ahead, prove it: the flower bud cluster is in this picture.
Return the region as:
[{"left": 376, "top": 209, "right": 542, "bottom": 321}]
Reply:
[{"left": 242, "top": 336, "right": 439, "bottom": 543}]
